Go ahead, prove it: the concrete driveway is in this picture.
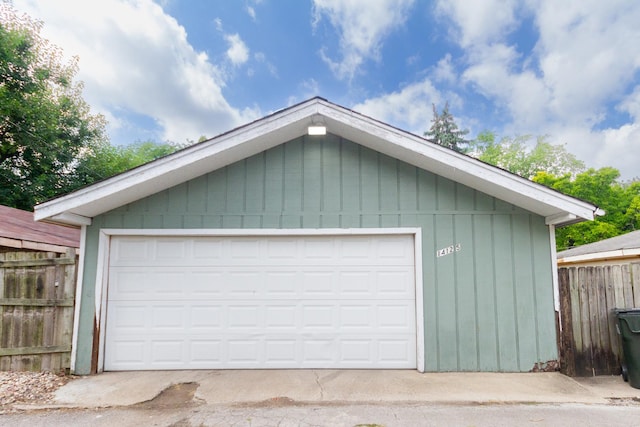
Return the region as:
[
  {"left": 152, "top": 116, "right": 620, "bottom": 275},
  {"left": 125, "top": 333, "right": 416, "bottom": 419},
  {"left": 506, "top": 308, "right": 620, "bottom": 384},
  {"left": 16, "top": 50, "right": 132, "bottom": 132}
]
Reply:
[{"left": 47, "top": 370, "right": 640, "bottom": 408}]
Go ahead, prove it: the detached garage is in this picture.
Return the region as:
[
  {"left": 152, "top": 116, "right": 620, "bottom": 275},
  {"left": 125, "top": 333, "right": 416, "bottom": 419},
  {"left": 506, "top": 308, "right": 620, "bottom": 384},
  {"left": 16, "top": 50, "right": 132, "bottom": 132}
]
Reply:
[{"left": 34, "top": 98, "right": 600, "bottom": 374}]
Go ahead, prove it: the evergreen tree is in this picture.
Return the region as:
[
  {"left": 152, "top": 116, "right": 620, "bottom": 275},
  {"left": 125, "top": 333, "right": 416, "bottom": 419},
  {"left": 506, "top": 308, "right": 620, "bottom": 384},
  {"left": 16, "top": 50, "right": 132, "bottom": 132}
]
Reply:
[{"left": 425, "top": 102, "right": 469, "bottom": 153}]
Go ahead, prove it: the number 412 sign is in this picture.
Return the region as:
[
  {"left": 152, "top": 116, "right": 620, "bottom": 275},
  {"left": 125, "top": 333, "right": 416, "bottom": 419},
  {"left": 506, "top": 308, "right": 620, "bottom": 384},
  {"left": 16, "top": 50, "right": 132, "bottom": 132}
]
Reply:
[{"left": 436, "top": 243, "right": 461, "bottom": 258}]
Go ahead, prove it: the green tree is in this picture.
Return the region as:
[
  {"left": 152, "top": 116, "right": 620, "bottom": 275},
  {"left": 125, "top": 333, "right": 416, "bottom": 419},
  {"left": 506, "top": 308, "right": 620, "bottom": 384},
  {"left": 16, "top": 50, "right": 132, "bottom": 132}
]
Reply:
[
  {"left": 425, "top": 102, "right": 469, "bottom": 153},
  {"left": 0, "top": 3, "right": 107, "bottom": 210},
  {"left": 533, "top": 168, "right": 640, "bottom": 250},
  {"left": 471, "top": 132, "right": 585, "bottom": 179},
  {"left": 72, "top": 140, "right": 183, "bottom": 187}
]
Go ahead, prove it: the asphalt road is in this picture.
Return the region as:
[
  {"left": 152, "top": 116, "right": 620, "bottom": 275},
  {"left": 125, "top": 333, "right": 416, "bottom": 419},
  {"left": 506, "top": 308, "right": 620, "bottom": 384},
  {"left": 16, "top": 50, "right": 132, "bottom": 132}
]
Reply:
[{"left": 3, "top": 402, "right": 640, "bottom": 427}]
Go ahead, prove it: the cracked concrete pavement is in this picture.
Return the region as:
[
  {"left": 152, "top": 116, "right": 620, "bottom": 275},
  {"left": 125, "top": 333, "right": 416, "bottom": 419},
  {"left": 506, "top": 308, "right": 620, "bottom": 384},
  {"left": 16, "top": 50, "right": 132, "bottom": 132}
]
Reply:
[
  {"left": 40, "top": 370, "right": 640, "bottom": 408},
  {"left": 6, "top": 370, "right": 640, "bottom": 427}
]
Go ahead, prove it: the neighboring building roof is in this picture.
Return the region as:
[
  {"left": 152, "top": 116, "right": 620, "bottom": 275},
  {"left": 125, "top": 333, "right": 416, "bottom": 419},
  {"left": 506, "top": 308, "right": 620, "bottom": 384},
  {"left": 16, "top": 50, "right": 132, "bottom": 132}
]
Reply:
[
  {"left": 34, "top": 97, "right": 602, "bottom": 228},
  {"left": 0, "top": 204, "right": 80, "bottom": 252},
  {"left": 557, "top": 230, "right": 640, "bottom": 264}
]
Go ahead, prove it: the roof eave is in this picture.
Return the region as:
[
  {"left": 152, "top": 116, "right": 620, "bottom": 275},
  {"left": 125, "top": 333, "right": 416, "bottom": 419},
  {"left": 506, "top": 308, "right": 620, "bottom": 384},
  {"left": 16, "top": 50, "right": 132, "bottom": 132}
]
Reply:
[{"left": 34, "top": 98, "right": 599, "bottom": 227}]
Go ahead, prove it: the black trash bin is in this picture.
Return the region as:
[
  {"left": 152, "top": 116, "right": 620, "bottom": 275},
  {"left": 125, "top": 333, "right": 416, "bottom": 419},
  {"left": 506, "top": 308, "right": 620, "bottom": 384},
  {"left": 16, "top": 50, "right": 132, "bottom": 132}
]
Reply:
[{"left": 615, "top": 308, "right": 640, "bottom": 389}]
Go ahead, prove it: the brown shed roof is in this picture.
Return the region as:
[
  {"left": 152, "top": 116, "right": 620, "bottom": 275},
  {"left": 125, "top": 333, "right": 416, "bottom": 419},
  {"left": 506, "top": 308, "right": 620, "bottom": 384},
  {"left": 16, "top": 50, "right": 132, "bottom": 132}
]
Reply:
[{"left": 0, "top": 204, "right": 80, "bottom": 252}]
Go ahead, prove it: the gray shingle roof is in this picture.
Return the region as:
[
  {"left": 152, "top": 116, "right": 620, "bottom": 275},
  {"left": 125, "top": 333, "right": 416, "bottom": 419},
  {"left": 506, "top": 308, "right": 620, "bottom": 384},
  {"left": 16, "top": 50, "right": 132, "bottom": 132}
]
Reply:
[{"left": 557, "top": 230, "right": 640, "bottom": 258}]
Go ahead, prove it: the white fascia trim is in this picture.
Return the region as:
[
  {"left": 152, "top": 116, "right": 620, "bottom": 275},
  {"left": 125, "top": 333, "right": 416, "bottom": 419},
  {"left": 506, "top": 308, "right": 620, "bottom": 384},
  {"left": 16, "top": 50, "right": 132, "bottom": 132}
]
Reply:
[
  {"left": 318, "top": 103, "right": 598, "bottom": 221},
  {"left": 69, "top": 225, "right": 87, "bottom": 374},
  {"left": 557, "top": 248, "right": 640, "bottom": 265},
  {"left": 34, "top": 98, "right": 598, "bottom": 224},
  {"left": 94, "top": 227, "right": 425, "bottom": 372},
  {"left": 35, "top": 100, "right": 322, "bottom": 222},
  {"left": 546, "top": 213, "right": 578, "bottom": 226},
  {"left": 49, "top": 212, "right": 92, "bottom": 226}
]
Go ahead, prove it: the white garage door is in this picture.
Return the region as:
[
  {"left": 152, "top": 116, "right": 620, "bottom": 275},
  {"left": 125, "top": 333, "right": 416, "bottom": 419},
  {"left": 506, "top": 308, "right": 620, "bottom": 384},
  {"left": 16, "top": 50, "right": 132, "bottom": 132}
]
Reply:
[{"left": 104, "top": 234, "right": 416, "bottom": 370}]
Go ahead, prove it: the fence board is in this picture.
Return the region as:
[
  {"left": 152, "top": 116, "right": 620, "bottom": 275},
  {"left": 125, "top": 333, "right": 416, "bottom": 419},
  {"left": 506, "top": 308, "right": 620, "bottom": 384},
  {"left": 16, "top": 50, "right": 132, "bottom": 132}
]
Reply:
[
  {"left": 578, "top": 267, "right": 592, "bottom": 375},
  {"left": 595, "top": 267, "right": 610, "bottom": 374},
  {"left": 604, "top": 266, "right": 620, "bottom": 363},
  {"left": 633, "top": 264, "right": 640, "bottom": 306},
  {"left": 569, "top": 267, "right": 582, "bottom": 362},
  {"left": 559, "top": 261, "right": 640, "bottom": 376},
  {"left": 0, "top": 249, "right": 76, "bottom": 372}
]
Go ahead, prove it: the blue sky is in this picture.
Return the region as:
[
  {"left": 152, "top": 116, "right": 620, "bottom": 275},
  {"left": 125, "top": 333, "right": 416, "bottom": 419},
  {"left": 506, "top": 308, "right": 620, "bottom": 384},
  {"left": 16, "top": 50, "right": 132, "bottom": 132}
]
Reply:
[{"left": 12, "top": 0, "right": 640, "bottom": 180}]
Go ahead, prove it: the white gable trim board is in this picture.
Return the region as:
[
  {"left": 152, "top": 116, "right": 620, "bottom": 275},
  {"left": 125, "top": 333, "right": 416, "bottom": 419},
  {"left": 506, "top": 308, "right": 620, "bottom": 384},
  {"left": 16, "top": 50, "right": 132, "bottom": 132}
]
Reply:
[{"left": 91, "top": 228, "right": 425, "bottom": 372}]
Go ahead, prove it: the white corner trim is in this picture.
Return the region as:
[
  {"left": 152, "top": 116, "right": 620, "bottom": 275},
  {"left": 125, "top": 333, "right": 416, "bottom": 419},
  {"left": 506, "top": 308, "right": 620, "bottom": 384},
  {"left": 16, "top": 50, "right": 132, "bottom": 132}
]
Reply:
[
  {"left": 95, "top": 231, "right": 111, "bottom": 373},
  {"left": 549, "top": 225, "right": 560, "bottom": 313},
  {"left": 70, "top": 225, "right": 87, "bottom": 374},
  {"left": 413, "top": 230, "right": 425, "bottom": 373},
  {"left": 93, "top": 227, "right": 425, "bottom": 372}
]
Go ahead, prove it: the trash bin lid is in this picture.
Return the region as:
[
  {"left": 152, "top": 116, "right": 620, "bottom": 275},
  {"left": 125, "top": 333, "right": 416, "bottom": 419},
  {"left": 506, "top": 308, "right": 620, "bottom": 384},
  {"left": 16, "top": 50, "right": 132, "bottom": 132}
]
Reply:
[
  {"left": 614, "top": 308, "right": 640, "bottom": 315},
  {"left": 619, "top": 312, "right": 640, "bottom": 333}
]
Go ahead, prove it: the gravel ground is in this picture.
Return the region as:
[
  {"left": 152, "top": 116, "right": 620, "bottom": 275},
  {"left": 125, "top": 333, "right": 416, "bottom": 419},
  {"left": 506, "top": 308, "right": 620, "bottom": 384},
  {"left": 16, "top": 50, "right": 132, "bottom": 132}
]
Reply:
[{"left": 0, "top": 372, "right": 71, "bottom": 408}]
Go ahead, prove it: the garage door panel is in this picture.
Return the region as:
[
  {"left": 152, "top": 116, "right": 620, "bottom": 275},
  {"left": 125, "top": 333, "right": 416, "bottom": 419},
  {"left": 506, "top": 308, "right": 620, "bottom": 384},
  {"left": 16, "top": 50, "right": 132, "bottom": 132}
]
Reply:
[
  {"left": 110, "top": 236, "right": 414, "bottom": 267},
  {"left": 110, "top": 304, "right": 146, "bottom": 330},
  {"left": 151, "top": 340, "right": 183, "bottom": 363},
  {"left": 111, "top": 238, "right": 151, "bottom": 264},
  {"left": 190, "top": 272, "right": 225, "bottom": 297},
  {"left": 379, "top": 339, "right": 412, "bottom": 362},
  {"left": 265, "top": 305, "right": 297, "bottom": 328},
  {"left": 111, "top": 268, "right": 413, "bottom": 301},
  {"left": 377, "top": 270, "right": 413, "bottom": 296},
  {"left": 378, "top": 305, "right": 413, "bottom": 329},
  {"left": 105, "top": 234, "right": 417, "bottom": 370},
  {"left": 191, "top": 311, "right": 223, "bottom": 331},
  {"left": 190, "top": 340, "right": 222, "bottom": 364},
  {"left": 152, "top": 306, "right": 185, "bottom": 329},
  {"left": 156, "top": 239, "right": 187, "bottom": 260},
  {"left": 192, "top": 239, "right": 223, "bottom": 260}
]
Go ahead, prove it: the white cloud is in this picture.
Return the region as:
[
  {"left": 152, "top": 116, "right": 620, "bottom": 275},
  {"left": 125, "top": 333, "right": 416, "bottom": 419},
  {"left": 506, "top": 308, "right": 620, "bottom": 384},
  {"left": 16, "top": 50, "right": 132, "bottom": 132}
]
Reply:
[
  {"left": 462, "top": 43, "right": 551, "bottom": 129},
  {"left": 437, "top": 0, "right": 640, "bottom": 180},
  {"left": 352, "top": 79, "right": 443, "bottom": 135},
  {"left": 225, "top": 33, "right": 249, "bottom": 66},
  {"left": 534, "top": 0, "right": 640, "bottom": 126},
  {"left": 13, "top": 0, "right": 258, "bottom": 143},
  {"left": 431, "top": 54, "right": 457, "bottom": 85},
  {"left": 313, "top": 0, "right": 415, "bottom": 80},
  {"left": 214, "top": 17, "right": 223, "bottom": 31},
  {"left": 620, "top": 86, "right": 640, "bottom": 121},
  {"left": 254, "top": 52, "right": 278, "bottom": 77},
  {"left": 552, "top": 124, "right": 640, "bottom": 181},
  {"left": 435, "top": 0, "right": 519, "bottom": 48},
  {"left": 246, "top": 6, "right": 256, "bottom": 21},
  {"left": 286, "top": 79, "right": 322, "bottom": 107},
  {"left": 599, "top": 124, "right": 640, "bottom": 180}
]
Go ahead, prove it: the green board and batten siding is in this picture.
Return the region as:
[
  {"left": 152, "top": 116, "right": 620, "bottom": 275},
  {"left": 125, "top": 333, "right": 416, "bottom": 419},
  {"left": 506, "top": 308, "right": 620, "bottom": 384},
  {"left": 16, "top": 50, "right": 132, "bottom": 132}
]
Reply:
[{"left": 76, "top": 134, "right": 557, "bottom": 374}]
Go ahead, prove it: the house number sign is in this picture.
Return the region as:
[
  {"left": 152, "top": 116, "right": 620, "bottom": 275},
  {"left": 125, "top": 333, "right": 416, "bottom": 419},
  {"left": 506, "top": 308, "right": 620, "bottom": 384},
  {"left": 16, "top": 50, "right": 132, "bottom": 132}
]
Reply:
[{"left": 437, "top": 243, "right": 461, "bottom": 258}]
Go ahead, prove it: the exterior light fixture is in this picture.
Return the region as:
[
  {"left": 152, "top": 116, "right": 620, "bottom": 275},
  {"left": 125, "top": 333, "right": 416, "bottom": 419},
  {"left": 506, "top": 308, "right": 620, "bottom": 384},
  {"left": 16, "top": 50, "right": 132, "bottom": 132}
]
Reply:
[
  {"left": 307, "top": 116, "right": 326, "bottom": 135},
  {"left": 307, "top": 125, "right": 326, "bottom": 135}
]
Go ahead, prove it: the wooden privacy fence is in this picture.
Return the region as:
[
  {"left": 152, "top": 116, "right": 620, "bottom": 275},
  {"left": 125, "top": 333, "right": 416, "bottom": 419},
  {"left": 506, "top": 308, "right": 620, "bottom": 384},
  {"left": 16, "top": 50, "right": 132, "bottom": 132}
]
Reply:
[
  {"left": 558, "top": 262, "right": 640, "bottom": 377},
  {"left": 0, "top": 249, "right": 77, "bottom": 372}
]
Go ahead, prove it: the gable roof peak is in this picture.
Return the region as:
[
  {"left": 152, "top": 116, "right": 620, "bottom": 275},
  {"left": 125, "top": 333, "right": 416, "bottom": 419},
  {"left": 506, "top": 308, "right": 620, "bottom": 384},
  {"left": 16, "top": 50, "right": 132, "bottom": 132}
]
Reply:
[{"left": 34, "top": 98, "right": 600, "bottom": 228}]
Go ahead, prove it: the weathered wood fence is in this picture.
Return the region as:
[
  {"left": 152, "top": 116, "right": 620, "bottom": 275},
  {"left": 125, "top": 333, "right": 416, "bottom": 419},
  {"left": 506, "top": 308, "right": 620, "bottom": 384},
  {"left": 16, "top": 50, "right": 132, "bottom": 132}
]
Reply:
[
  {"left": 0, "top": 249, "right": 77, "bottom": 372},
  {"left": 559, "top": 262, "right": 640, "bottom": 377}
]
